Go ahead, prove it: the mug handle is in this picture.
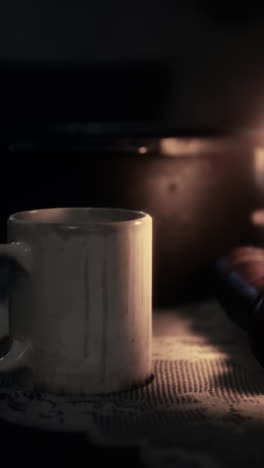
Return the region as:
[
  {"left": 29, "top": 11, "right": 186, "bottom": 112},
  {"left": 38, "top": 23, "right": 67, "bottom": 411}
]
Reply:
[{"left": 0, "top": 242, "right": 32, "bottom": 372}]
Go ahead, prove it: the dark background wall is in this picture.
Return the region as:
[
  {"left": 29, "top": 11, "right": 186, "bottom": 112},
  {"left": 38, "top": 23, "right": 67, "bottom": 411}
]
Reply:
[{"left": 1, "top": 2, "right": 264, "bottom": 129}]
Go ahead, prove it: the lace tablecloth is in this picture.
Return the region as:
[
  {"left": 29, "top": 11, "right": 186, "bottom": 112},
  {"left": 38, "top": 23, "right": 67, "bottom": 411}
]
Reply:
[{"left": 1, "top": 300, "right": 264, "bottom": 467}]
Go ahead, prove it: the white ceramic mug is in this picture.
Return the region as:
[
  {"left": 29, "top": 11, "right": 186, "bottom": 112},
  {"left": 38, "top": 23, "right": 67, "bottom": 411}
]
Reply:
[{"left": 0, "top": 207, "right": 152, "bottom": 394}]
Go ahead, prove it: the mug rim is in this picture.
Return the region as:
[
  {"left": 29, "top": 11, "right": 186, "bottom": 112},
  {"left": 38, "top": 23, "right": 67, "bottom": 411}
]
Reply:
[{"left": 8, "top": 207, "right": 151, "bottom": 227}]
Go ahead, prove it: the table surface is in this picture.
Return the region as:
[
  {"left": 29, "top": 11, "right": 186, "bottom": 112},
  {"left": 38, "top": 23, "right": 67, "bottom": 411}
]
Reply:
[{"left": 1, "top": 300, "right": 264, "bottom": 467}]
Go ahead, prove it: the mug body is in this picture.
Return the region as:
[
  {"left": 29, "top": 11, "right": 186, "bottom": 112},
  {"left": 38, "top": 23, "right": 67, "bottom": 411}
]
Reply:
[{"left": 7, "top": 207, "right": 152, "bottom": 394}]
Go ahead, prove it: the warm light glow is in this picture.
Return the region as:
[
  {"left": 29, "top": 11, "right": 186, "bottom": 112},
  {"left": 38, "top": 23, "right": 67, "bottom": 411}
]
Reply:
[
  {"left": 254, "top": 146, "right": 264, "bottom": 193},
  {"left": 159, "top": 138, "right": 216, "bottom": 157},
  {"left": 138, "top": 146, "right": 148, "bottom": 154},
  {"left": 250, "top": 209, "right": 264, "bottom": 226},
  {"left": 250, "top": 208, "right": 264, "bottom": 244}
]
